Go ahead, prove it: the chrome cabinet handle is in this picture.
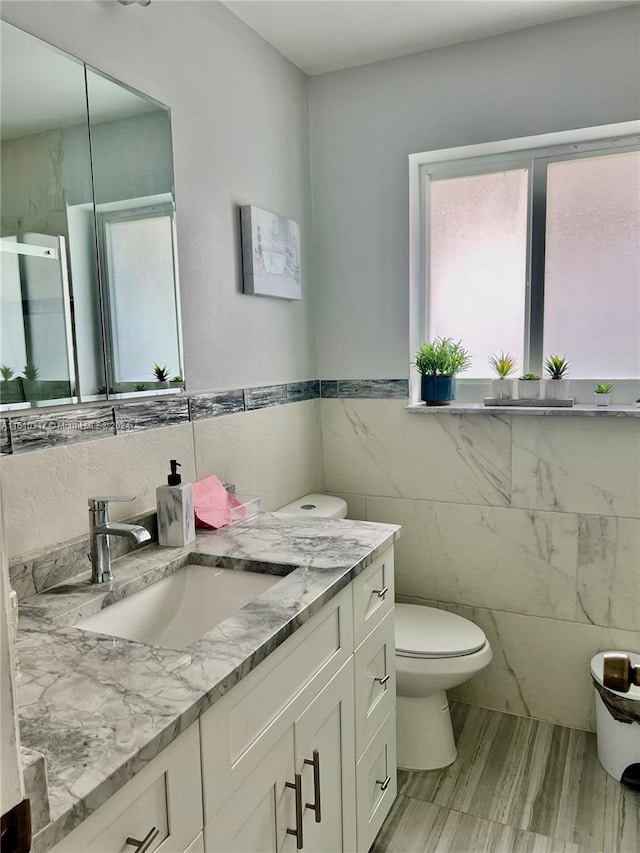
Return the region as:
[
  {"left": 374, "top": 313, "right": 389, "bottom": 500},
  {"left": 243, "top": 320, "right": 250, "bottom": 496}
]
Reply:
[
  {"left": 376, "top": 775, "right": 392, "bottom": 792},
  {"left": 372, "top": 586, "right": 388, "bottom": 599},
  {"left": 126, "top": 827, "right": 159, "bottom": 852},
  {"left": 374, "top": 674, "right": 390, "bottom": 688},
  {"left": 304, "top": 749, "right": 321, "bottom": 823},
  {"left": 286, "top": 773, "right": 304, "bottom": 849}
]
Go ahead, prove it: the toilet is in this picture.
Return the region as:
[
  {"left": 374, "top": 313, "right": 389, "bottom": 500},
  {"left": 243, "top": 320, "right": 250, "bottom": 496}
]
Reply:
[
  {"left": 274, "top": 493, "right": 348, "bottom": 520},
  {"left": 274, "top": 494, "right": 492, "bottom": 771},
  {"left": 395, "top": 603, "right": 492, "bottom": 770}
]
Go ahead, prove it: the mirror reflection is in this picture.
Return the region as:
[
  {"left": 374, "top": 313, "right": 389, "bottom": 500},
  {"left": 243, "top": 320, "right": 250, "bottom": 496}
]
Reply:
[
  {"left": 0, "top": 23, "right": 94, "bottom": 407},
  {"left": 0, "top": 22, "right": 184, "bottom": 410}
]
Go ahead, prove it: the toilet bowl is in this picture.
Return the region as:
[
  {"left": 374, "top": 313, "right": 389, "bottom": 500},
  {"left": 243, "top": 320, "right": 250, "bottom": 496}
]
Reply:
[
  {"left": 395, "top": 603, "right": 492, "bottom": 770},
  {"left": 274, "top": 494, "right": 492, "bottom": 771}
]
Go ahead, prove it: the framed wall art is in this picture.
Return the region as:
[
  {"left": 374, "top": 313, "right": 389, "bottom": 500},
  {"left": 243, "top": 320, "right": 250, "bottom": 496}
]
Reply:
[{"left": 240, "top": 205, "right": 302, "bottom": 300}]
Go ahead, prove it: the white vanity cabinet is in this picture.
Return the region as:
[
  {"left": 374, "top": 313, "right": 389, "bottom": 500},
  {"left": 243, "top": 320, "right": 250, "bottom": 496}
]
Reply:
[
  {"left": 201, "top": 587, "right": 356, "bottom": 852},
  {"left": 48, "top": 547, "right": 396, "bottom": 853},
  {"left": 201, "top": 546, "right": 396, "bottom": 853},
  {"left": 50, "top": 723, "right": 203, "bottom": 853}
]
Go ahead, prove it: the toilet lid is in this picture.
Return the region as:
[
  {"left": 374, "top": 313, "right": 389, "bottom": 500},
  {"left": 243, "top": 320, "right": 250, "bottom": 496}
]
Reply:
[
  {"left": 395, "top": 604, "right": 486, "bottom": 658},
  {"left": 590, "top": 652, "right": 640, "bottom": 700}
]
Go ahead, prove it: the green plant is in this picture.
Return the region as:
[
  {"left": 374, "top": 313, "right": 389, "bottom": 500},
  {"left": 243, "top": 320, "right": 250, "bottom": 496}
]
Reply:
[
  {"left": 152, "top": 363, "right": 170, "bottom": 382},
  {"left": 489, "top": 351, "right": 517, "bottom": 379},
  {"left": 0, "top": 365, "right": 14, "bottom": 381},
  {"left": 414, "top": 338, "right": 471, "bottom": 377},
  {"left": 171, "top": 375, "right": 183, "bottom": 383},
  {"left": 22, "top": 363, "right": 39, "bottom": 381},
  {"left": 520, "top": 373, "right": 541, "bottom": 381},
  {"left": 595, "top": 382, "right": 613, "bottom": 394},
  {"left": 134, "top": 383, "right": 147, "bottom": 392},
  {"left": 544, "top": 355, "right": 570, "bottom": 380}
]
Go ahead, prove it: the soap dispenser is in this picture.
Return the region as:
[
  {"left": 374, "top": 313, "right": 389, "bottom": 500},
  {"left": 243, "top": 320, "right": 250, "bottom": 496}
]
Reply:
[{"left": 156, "top": 460, "right": 196, "bottom": 547}]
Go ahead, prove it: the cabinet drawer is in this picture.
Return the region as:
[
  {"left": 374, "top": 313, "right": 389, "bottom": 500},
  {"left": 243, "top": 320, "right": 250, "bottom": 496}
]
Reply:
[
  {"left": 354, "top": 609, "right": 395, "bottom": 758},
  {"left": 352, "top": 548, "right": 394, "bottom": 648},
  {"left": 201, "top": 586, "right": 353, "bottom": 821},
  {"left": 355, "top": 709, "right": 397, "bottom": 853},
  {"left": 50, "top": 725, "right": 202, "bottom": 853}
]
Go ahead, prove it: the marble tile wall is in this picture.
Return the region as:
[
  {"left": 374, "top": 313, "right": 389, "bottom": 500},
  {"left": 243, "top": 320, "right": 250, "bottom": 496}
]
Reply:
[
  {"left": 321, "top": 399, "right": 640, "bottom": 730},
  {"left": 2, "top": 397, "right": 323, "bottom": 561}
]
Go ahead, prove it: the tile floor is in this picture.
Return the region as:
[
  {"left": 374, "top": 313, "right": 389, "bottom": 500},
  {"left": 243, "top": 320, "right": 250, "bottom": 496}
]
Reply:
[{"left": 373, "top": 702, "right": 639, "bottom": 853}]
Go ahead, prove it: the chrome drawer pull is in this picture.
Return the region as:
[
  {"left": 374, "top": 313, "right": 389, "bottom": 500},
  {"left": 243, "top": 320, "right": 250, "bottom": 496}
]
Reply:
[
  {"left": 372, "top": 586, "right": 388, "bottom": 599},
  {"left": 126, "top": 827, "right": 160, "bottom": 852},
  {"left": 304, "top": 749, "right": 322, "bottom": 823},
  {"left": 374, "top": 674, "right": 390, "bottom": 688},
  {"left": 376, "top": 775, "right": 392, "bottom": 792},
  {"left": 286, "top": 773, "right": 304, "bottom": 849}
]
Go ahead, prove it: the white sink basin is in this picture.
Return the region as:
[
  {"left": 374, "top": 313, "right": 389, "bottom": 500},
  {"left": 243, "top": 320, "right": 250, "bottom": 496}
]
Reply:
[{"left": 76, "top": 564, "right": 281, "bottom": 650}]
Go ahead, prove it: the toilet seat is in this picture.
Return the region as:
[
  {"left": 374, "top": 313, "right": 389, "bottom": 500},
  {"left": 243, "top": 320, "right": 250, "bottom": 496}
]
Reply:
[{"left": 395, "top": 604, "right": 486, "bottom": 659}]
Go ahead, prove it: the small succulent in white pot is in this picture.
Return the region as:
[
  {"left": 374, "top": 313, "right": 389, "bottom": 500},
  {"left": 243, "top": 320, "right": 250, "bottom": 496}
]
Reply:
[
  {"left": 519, "top": 372, "right": 541, "bottom": 400},
  {"left": 544, "top": 355, "right": 570, "bottom": 400},
  {"left": 489, "top": 352, "right": 518, "bottom": 400},
  {"left": 594, "top": 382, "right": 612, "bottom": 406}
]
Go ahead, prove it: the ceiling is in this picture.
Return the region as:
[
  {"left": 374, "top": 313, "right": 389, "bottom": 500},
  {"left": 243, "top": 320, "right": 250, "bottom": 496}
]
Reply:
[{"left": 222, "top": 0, "right": 637, "bottom": 75}]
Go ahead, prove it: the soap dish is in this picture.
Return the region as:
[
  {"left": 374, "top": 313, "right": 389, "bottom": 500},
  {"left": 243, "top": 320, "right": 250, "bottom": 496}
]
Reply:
[{"left": 195, "top": 495, "right": 261, "bottom": 530}]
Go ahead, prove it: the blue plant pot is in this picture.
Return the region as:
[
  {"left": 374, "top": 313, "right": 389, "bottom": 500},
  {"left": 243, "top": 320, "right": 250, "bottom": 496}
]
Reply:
[{"left": 421, "top": 375, "right": 455, "bottom": 406}]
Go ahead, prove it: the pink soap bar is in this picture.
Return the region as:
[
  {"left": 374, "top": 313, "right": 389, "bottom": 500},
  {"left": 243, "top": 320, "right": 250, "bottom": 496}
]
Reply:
[{"left": 192, "top": 475, "right": 243, "bottom": 529}]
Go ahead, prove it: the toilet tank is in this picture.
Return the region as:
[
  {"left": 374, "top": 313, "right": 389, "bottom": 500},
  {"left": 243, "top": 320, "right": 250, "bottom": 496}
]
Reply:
[{"left": 274, "top": 493, "right": 348, "bottom": 519}]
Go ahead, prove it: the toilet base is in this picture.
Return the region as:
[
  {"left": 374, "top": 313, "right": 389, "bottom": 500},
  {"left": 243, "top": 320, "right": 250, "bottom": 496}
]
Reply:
[{"left": 396, "top": 691, "right": 457, "bottom": 770}]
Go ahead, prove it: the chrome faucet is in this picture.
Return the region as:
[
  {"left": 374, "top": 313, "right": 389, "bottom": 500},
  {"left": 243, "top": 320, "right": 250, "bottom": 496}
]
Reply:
[{"left": 89, "top": 496, "right": 152, "bottom": 584}]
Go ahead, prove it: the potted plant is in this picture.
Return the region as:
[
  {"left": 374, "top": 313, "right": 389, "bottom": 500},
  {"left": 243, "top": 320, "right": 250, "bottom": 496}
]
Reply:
[
  {"left": 414, "top": 337, "right": 471, "bottom": 406},
  {"left": 21, "top": 363, "right": 40, "bottom": 400},
  {"left": 594, "top": 382, "right": 612, "bottom": 406},
  {"left": 152, "top": 363, "right": 170, "bottom": 389},
  {"left": 0, "top": 365, "right": 19, "bottom": 404},
  {"left": 489, "top": 352, "right": 518, "bottom": 400},
  {"left": 519, "top": 372, "right": 541, "bottom": 400},
  {"left": 544, "top": 355, "right": 570, "bottom": 400},
  {"left": 171, "top": 374, "right": 184, "bottom": 389}
]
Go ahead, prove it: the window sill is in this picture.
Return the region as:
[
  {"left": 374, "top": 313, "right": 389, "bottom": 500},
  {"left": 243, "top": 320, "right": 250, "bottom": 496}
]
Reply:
[{"left": 406, "top": 402, "right": 640, "bottom": 418}]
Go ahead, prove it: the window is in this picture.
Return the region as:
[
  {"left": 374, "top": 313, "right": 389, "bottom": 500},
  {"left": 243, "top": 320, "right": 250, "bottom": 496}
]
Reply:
[
  {"left": 411, "top": 123, "right": 640, "bottom": 394},
  {"left": 98, "top": 203, "right": 181, "bottom": 388}
]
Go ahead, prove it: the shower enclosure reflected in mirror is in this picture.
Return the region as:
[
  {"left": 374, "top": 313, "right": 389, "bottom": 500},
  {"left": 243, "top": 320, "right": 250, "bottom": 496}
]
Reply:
[{"left": 0, "top": 21, "right": 184, "bottom": 410}]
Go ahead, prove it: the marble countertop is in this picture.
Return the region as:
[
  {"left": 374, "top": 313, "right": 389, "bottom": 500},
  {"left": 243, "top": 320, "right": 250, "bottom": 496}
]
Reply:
[{"left": 16, "top": 513, "right": 400, "bottom": 853}]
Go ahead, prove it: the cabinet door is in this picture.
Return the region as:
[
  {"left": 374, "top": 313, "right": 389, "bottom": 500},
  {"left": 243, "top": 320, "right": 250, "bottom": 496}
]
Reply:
[
  {"left": 204, "top": 727, "right": 298, "bottom": 853},
  {"left": 51, "top": 724, "right": 202, "bottom": 853},
  {"left": 293, "top": 659, "right": 357, "bottom": 853}
]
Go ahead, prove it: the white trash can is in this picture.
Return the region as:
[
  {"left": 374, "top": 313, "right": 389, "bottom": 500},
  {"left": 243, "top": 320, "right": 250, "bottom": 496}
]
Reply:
[{"left": 590, "top": 651, "right": 640, "bottom": 787}]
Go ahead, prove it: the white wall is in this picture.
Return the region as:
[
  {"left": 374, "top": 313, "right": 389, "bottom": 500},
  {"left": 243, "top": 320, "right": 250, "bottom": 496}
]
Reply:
[
  {"left": 0, "top": 0, "right": 323, "bottom": 555},
  {"left": 1, "top": 0, "right": 317, "bottom": 392},
  {"left": 309, "top": 6, "right": 640, "bottom": 379}
]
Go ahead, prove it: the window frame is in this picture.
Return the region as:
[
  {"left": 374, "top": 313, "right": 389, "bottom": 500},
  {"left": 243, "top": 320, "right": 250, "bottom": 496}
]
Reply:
[{"left": 408, "top": 121, "right": 640, "bottom": 403}]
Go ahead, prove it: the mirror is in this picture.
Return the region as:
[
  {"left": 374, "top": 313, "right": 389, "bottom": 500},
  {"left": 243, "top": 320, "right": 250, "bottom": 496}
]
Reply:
[{"left": 0, "top": 22, "right": 184, "bottom": 410}]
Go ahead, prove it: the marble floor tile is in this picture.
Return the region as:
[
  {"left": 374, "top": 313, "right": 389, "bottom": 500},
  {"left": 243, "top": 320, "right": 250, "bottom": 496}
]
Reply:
[
  {"left": 372, "top": 796, "right": 593, "bottom": 852},
  {"left": 391, "top": 702, "right": 639, "bottom": 852}
]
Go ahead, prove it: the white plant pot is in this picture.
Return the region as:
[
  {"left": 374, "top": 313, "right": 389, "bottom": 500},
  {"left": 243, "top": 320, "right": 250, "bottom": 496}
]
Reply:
[
  {"left": 156, "top": 380, "right": 170, "bottom": 389},
  {"left": 490, "top": 378, "right": 517, "bottom": 400},
  {"left": 594, "top": 393, "right": 611, "bottom": 407},
  {"left": 518, "top": 379, "right": 540, "bottom": 400},
  {"left": 545, "top": 378, "right": 569, "bottom": 400}
]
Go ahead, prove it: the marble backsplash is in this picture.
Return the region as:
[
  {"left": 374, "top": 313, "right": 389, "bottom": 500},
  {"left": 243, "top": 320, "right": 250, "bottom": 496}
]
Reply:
[{"left": 9, "top": 512, "right": 157, "bottom": 601}]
